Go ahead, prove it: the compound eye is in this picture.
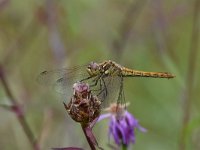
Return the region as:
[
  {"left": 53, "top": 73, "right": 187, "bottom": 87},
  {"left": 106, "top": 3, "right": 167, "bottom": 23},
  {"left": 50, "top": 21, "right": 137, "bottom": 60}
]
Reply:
[
  {"left": 87, "top": 66, "right": 91, "bottom": 70},
  {"left": 88, "top": 62, "right": 99, "bottom": 72}
]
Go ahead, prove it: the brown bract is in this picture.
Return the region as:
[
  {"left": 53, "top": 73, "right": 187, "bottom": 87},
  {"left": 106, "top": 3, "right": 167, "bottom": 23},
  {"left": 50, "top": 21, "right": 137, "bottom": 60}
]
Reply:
[{"left": 64, "top": 82, "right": 101, "bottom": 126}]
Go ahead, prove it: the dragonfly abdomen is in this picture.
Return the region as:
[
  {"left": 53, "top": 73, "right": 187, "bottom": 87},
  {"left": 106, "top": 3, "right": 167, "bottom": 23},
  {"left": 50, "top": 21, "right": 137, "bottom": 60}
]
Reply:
[{"left": 122, "top": 68, "right": 175, "bottom": 79}]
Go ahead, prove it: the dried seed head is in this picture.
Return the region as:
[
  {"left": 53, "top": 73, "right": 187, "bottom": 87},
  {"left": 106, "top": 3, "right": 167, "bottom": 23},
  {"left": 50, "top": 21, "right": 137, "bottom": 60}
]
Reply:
[{"left": 64, "top": 82, "right": 101, "bottom": 125}]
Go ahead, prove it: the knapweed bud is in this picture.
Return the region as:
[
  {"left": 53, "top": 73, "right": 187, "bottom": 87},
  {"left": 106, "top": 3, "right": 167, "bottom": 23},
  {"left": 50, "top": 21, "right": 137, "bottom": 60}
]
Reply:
[{"left": 64, "top": 82, "right": 101, "bottom": 125}]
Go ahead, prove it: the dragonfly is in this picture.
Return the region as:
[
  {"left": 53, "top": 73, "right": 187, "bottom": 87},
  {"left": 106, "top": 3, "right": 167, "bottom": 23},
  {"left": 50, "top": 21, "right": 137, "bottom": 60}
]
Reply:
[{"left": 37, "top": 60, "right": 175, "bottom": 107}]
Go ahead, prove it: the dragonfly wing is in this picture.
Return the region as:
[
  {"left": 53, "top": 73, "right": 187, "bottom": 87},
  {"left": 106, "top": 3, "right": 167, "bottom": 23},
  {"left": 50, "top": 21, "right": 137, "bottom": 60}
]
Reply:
[
  {"left": 37, "top": 65, "right": 90, "bottom": 94},
  {"left": 37, "top": 64, "right": 125, "bottom": 106},
  {"left": 91, "top": 75, "right": 123, "bottom": 108}
]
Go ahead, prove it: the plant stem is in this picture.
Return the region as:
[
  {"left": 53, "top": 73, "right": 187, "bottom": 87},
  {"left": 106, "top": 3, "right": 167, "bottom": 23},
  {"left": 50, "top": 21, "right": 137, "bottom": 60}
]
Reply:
[
  {"left": 81, "top": 124, "right": 97, "bottom": 150},
  {"left": 0, "top": 65, "right": 39, "bottom": 150},
  {"left": 111, "top": 0, "right": 146, "bottom": 60},
  {"left": 122, "top": 143, "right": 128, "bottom": 150},
  {"left": 179, "top": 0, "right": 200, "bottom": 150}
]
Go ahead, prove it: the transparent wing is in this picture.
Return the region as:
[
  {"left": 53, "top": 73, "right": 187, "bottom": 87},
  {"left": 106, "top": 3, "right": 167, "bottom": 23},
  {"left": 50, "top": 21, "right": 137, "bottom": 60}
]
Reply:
[
  {"left": 37, "top": 64, "right": 125, "bottom": 107},
  {"left": 37, "top": 64, "right": 89, "bottom": 94},
  {"left": 91, "top": 75, "right": 123, "bottom": 108}
]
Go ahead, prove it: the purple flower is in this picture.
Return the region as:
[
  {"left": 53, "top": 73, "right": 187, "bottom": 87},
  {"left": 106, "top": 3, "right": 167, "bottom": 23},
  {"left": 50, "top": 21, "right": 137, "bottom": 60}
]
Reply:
[{"left": 98, "top": 103, "right": 146, "bottom": 148}]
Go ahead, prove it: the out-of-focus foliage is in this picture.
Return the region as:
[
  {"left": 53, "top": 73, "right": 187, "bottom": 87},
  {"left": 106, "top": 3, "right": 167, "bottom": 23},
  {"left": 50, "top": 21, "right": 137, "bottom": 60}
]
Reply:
[{"left": 0, "top": 0, "right": 199, "bottom": 150}]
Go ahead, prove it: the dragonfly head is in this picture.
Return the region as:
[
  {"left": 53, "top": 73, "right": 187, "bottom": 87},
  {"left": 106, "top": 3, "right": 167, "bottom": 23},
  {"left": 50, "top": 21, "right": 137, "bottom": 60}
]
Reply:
[{"left": 87, "top": 62, "right": 101, "bottom": 76}]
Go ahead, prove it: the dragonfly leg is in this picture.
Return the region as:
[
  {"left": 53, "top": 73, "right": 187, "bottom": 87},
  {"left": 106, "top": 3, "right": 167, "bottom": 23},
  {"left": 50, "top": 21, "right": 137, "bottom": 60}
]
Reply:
[
  {"left": 91, "top": 78, "right": 102, "bottom": 92},
  {"left": 121, "top": 83, "right": 126, "bottom": 109},
  {"left": 80, "top": 76, "right": 93, "bottom": 82},
  {"left": 87, "top": 73, "right": 109, "bottom": 102},
  {"left": 101, "top": 78, "right": 108, "bottom": 97},
  {"left": 117, "top": 76, "right": 124, "bottom": 106},
  {"left": 90, "top": 74, "right": 102, "bottom": 87},
  {"left": 90, "top": 76, "right": 107, "bottom": 99},
  {"left": 95, "top": 78, "right": 104, "bottom": 94},
  {"left": 95, "top": 77, "right": 108, "bottom": 102}
]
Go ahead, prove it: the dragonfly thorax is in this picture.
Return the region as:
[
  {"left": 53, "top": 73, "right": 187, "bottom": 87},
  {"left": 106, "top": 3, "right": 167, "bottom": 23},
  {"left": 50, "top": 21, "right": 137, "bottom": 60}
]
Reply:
[{"left": 87, "top": 62, "right": 103, "bottom": 76}]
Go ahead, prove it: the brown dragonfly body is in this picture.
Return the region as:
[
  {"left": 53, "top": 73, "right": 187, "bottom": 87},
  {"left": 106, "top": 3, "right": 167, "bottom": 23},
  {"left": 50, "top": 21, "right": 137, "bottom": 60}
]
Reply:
[{"left": 87, "top": 60, "right": 175, "bottom": 79}]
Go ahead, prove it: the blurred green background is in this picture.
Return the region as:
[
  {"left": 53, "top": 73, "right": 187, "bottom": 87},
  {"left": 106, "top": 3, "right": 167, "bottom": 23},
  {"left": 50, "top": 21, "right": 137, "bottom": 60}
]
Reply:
[{"left": 0, "top": 0, "right": 199, "bottom": 150}]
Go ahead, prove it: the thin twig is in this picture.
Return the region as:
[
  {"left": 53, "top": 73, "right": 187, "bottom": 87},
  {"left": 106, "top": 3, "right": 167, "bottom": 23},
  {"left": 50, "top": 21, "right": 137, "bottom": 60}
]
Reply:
[
  {"left": 112, "top": 0, "right": 146, "bottom": 60},
  {"left": 151, "top": 0, "right": 178, "bottom": 64},
  {"left": 45, "top": 0, "right": 66, "bottom": 64},
  {"left": 0, "top": 64, "right": 40, "bottom": 150},
  {"left": 0, "top": 0, "right": 9, "bottom": 10},
  {"left": 179, "top": 0, "right": 200, "bottom": 150}
]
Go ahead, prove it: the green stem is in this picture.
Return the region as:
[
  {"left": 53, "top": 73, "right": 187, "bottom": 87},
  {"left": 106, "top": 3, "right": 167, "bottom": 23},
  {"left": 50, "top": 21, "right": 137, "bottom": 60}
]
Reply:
[
  {"left": 122, "top": 143, "right": 128, "bottom": 150},
  {"left": 179, "top": 0, "right": 200, "bottom": 150}
]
